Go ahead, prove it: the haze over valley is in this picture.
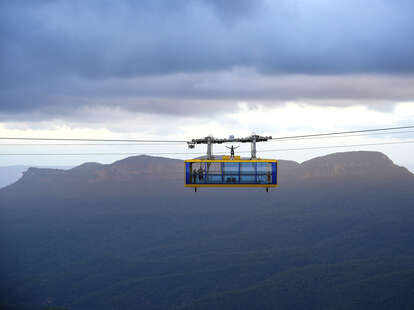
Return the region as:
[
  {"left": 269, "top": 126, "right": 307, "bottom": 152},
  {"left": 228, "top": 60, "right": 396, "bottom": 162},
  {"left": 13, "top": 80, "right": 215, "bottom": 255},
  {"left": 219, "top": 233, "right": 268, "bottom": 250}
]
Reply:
[{"left": 1, "top": 152, "right": 414, "bottom": 309}]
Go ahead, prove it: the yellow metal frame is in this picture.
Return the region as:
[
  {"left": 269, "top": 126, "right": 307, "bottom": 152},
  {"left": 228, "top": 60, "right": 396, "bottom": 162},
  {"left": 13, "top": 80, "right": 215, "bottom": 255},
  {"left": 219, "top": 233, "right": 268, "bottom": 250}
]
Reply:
[
  {"left": 185, "top": 159, "right": 277, "bottom": 163},
  {"left": 184, "top": 184, "right": 278, "bottom": 188},
  {"left": 184, "top": 158, "right": 278, "bottom": 188}
]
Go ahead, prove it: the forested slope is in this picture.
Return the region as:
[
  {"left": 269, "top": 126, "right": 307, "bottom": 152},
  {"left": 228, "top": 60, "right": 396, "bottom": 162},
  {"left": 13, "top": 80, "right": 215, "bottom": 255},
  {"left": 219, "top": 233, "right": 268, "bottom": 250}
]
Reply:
[{"left": 1, "top": 152, "right": 413, "bottom": 310}]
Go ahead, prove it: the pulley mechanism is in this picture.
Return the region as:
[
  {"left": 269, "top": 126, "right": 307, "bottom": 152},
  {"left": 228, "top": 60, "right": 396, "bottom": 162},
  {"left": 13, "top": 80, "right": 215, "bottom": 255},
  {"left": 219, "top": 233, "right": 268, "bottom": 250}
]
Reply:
[{"left": 187, "top": 134, "right": 272, "bottom": 159}]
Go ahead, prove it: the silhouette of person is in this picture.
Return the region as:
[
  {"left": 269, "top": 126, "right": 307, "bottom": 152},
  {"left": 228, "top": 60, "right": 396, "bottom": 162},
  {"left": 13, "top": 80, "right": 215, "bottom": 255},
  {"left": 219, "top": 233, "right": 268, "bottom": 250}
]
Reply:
[
  {"left": 198, "top": 166, "right": 203, "bottom": 181},
  {"left": 193, "top": 169, "right": 198, "bottom": 183},
  {"left": 225, "top": 145, "right": 239, "bottom": 159}
]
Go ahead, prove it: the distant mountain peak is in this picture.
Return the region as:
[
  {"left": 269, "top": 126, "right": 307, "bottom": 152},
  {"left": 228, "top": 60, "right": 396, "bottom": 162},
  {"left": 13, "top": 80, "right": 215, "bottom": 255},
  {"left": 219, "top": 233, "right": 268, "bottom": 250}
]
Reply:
[
  {"left": 112, "top": 154, "right": 182, "bottom": 165},
  {"left": 299, "top": 151, "right": 413, "bottom": 181},
  {"left": 69, "top": 162, "right": 104, "bottom": 172},
  {"left": 303, "top": 151, "right": 393, "bottom": 165}
]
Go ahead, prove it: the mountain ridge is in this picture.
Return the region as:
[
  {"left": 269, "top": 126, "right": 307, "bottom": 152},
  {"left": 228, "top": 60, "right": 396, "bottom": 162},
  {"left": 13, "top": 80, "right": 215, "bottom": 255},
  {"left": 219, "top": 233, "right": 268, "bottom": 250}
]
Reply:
[
  {"left": 298, "top": 151, "right": 413, "bottom": 182},
  {"left": 1, "top": 152, "right": 413, "bottom": 197},
  {"left": 0, "top": 151, "right": 412, "bottom": 203}
]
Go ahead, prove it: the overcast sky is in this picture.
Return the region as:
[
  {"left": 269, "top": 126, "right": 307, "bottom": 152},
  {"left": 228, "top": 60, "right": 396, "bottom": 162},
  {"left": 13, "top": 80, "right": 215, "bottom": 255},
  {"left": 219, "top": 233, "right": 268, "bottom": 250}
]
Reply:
[{"left": 0, "top": 0, "right": 413, "bottom": 169}]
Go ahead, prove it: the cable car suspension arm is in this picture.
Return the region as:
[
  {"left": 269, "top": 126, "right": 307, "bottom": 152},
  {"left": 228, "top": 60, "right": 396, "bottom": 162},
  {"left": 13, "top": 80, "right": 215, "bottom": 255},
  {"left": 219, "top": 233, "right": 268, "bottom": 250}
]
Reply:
[{"left": 187, "top": 135, "right": 272, "bottom": 159}]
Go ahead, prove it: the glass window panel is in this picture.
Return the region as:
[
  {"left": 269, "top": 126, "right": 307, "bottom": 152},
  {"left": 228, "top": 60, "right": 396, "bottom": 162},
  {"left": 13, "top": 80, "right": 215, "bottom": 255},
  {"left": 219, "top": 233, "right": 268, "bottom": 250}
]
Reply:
[
  {"left": 191, "top": 163, "right": 206, "bottom": 184},
  {"left": 257, "top": 174, "right": 267, "bottom": 184},
  {"left": 188, "top": 161, "right": 275, "bottom": 185},
  {"left": 222, "top": 162, "right": 239, "bottom": 183},
  {"left": 224, "top": 175, "right": 239, "bottom": 183},
  {"left": 257, "top": 162, "right": 272, "bottom": 174},
  {"left": 240, "top": 162, "right": 256, "bottom": 184},
  {"left": 207, "top": 162, "right": 221, "bottom": 174},
  {"left": 240, "top": 175, "right": 255, "bottom": 183},
  {"left": 223, "top": 162, "right": 239, "bottom": 173},
  {"left": 240, "top": 162, "right": 256, "bottom": 172},
  {"left": 256, "top": 173, "right": 272, "bottom": 184},
  {"left": 206, "top": 174, "right": 223, "bottom": 184},
  {"left": 256, "top": 162, "right": 266, "bottom": 173}
]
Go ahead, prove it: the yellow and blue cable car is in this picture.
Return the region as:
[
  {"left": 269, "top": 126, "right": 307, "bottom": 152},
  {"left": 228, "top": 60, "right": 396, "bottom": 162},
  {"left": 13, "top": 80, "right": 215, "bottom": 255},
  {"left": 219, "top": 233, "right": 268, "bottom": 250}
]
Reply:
[{"left": 185, "top": 135, "right": 278, "bottom": 192}]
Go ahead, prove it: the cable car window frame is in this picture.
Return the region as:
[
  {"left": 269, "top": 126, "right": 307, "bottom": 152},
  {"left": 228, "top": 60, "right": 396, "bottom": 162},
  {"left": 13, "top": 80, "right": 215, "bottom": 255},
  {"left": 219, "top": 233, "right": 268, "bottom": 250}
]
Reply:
[{"left": 185, "top": 159, "right": 278, "bottom": 187}]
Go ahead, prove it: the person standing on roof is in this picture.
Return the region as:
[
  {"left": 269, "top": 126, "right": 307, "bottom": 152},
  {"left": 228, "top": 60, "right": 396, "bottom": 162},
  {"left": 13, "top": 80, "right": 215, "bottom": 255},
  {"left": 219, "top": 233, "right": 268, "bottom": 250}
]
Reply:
[{"left": 225, "top": 145, "right": 239, "bottom": 159}]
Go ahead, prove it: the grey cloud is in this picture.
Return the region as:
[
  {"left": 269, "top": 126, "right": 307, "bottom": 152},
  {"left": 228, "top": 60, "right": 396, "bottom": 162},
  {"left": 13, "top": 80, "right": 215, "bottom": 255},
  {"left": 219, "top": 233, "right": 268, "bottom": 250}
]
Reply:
[
  {"left": 2, "top": 0, "right": 414, "bottom": 80},
  {"left": 202, "top": 0, "right": 263, "bottom": 20},
  {"left": 1, "top": 71, "right": 414, "bottom": 121},
  {"left": 1, "top": 0, "right": 414, "bottom": 119}
]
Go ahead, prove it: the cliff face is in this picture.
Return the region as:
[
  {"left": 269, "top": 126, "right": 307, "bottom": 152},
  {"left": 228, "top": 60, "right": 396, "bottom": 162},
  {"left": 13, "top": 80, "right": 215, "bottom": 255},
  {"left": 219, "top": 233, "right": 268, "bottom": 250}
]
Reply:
[
  {"left": 1, "top": 152, "right": 413, "bottom": 200},
  {"left": 297, "top": 151, "right": 413, "bottom": 184}
]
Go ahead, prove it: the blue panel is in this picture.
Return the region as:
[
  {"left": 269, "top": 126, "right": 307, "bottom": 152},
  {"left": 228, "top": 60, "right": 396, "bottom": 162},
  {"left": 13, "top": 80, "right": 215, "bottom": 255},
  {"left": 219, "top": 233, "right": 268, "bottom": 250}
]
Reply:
[
  {"left": 257, "top": 174, "right": 267, "bottom": 184},
  {"left": 257, "top": 162, "right": 267, "bottom": 173},
  {"left": 272, "top": 162, "right": 277, "bottom": 184},
  {"left": 255, "top": 162, "right": 257, "bottom": 183},
  {"left": 204, "top": 162, "right": 207, "bottom": 184},
  {"left": 222, "top": 162, "right": 240, "bottom": 183},
  {"left": 185, "top": 163, "right": 191, "bottom": 184},
  {"left": 238, "top": 162, "right": 241, "bottom": 184},
  {"left": 223, "top": 162, "right": 239, "bottom": 172},
  {"left": 240, "top": 162, "right": 256, "bottom": 183},
  {"left": 187, "top": 161, "right": 277, "bottom": 185},
  {"left": 240, "top": 174, "right": 255, "bottom": 183},
  {"left": 207, "top": 175, "right": 222, "bottom": 183},
  {"left": 221, "top": 162, "right": 224, "bottom": 183}
]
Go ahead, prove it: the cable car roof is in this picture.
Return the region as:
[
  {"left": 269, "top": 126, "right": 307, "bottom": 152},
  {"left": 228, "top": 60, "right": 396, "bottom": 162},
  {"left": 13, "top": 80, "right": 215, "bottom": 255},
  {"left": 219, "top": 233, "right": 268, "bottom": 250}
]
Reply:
[{"left": 186, "top": 155, "right": 277, "bottom": 161}]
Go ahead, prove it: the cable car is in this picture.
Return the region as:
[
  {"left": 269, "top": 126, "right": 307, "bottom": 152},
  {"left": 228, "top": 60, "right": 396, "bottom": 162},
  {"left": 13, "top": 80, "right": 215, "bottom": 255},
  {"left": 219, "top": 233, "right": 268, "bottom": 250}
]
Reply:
[{"left": 185, "top": 135, "right": 277, "bottom": 192}]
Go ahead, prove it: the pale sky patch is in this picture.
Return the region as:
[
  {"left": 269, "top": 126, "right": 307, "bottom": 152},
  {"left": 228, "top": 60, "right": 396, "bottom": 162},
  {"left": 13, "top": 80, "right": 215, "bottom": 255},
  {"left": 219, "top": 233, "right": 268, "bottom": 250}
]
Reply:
[{"left": 0, "top": 102, "right": 413, "bottom": 170}]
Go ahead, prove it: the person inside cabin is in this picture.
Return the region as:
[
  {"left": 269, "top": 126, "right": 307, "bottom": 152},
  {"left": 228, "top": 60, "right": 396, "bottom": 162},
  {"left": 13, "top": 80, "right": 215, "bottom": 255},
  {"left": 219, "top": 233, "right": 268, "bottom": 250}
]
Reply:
[
  {"left": 198, "top": 166, "right": 204, "bottom": 181},
  {"left": 193, "top": 169, "right": 198, "bottom": 183}
]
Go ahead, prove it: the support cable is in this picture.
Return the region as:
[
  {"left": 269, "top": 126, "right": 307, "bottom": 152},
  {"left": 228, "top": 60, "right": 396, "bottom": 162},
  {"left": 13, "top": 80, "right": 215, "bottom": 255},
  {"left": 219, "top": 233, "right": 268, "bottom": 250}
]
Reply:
[
  {"left": 0, "top": 125, "right": 413, "bottom": 143},
  {"left": 0, "top": 140, "right": 413, "bottom": 155},
  {"left": 269, "top": 125, "right": 414, "bottom": 141}
]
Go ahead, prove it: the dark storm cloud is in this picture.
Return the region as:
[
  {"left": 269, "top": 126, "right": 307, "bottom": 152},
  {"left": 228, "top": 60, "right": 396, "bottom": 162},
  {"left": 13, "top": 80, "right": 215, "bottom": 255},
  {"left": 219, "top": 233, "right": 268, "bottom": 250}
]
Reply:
[
  {"left": 1, "top": 0, "right": 414, "bottom": 118},
  {"left": 2, "top": 0, "right": 414, "bottom": 79},
  {"left": 0, "top": 0, "right": 259, "bottom": 82}
]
